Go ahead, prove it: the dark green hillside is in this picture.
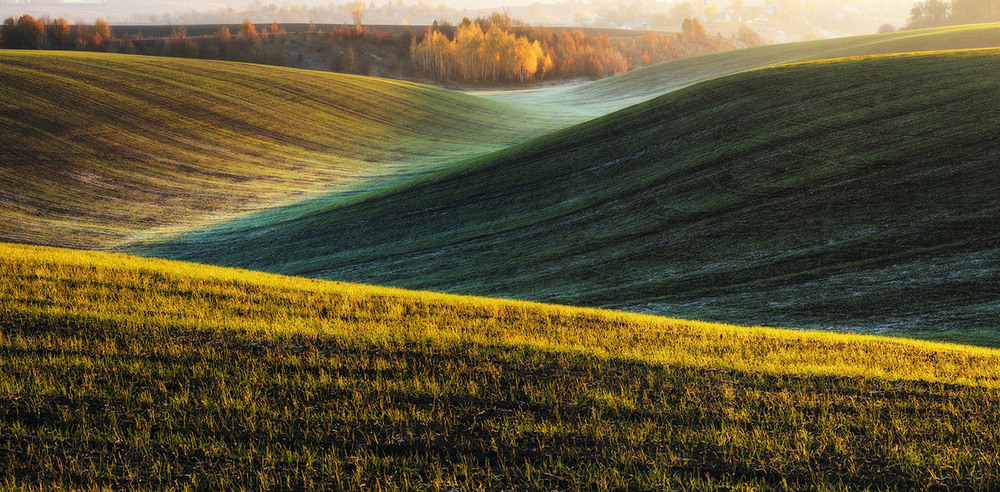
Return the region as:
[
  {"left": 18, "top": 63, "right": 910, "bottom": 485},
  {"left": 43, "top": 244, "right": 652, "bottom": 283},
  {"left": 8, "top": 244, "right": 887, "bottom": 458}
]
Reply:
[
  {"left": 144, "top": 49, "right": 1000, "bottom": 345},
  {"left": 0, "top": 51, "right": 554, "bottom": 249}
]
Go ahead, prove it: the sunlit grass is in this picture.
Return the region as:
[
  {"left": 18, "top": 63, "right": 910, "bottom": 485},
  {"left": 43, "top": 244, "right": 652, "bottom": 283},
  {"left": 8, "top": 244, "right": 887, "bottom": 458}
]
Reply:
[
  {"left": 10, "top": 243, "right": 1000, "bottom": 385},
  {"left": 4, "top": 242, "right": 1000, "bottom": 489}
]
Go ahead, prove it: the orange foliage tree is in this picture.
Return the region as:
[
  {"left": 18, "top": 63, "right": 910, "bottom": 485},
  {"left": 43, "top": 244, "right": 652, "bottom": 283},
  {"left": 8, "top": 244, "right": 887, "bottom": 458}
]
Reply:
[
  {"left": 1, "top": 15, "right": 44, "bottom": 49},
  {"left": 410, "top": 13, "right": 754, "bottom": 84},
  {"left": 412, "top": 19, "right": 553, "bottom": 83}
]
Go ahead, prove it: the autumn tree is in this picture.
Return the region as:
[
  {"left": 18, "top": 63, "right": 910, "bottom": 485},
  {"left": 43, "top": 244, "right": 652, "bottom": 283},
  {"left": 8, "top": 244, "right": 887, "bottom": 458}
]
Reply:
[
  {"left": 93, "top": 19, "right": 111, "bottom": 48},
  {"left": 352, "top": 1, "right": 365, "bottom": 34},
  {"left": 46, "top": 18, "right": 71, "bottom": 49},
  {"left": 239, "top": 19, "right": 258, "bottom": 39},
  {"left": 554, "top": 30, "right": 579, "bottom": 77},
  {"left": 1, "top": 15, "right": 44, "bottom": 49},
  {"left": 454, "top": 22, "right": 484, "bottom": 81},
  {"left": 485, "top": 24, "right": 514, "bottom": 81},
  {"left": 539, "top": 46, "right": 555, "bottom": 78},
  {"left": 430, "top": 29, "right": 453, "bottom": 80},
  {"left": 73, "top": 23, "right": 92, "bottom": 49},
  {"left": 513, "top": 37, "right": 544, "bottom": 83},
  {"left": 413, "top": 16, "right": 563, "bottom": 84},
  {"left": 164, "top": 26, "right": 197, "bottom": 57},
  {"left": 681, "top": 17, "right": 708, "bottom": 40}
]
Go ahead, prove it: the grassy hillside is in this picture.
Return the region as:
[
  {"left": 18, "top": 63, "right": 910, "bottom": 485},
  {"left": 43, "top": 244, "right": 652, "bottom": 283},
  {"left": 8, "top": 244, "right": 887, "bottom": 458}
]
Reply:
[
  {"left": 144, "top": 49, "right": 1000, "bottom": 345},
  {"left": 0, "top": 51, "right": 556, "bottom": 249},
  {"left": 6, "top": 25, "right": 998, "bottom": 250},
  {"left": 480, "top": 23, "right": 1000, "bottom": 118},
  {"left": 4, "top": 242, "right": 1000, "bottom": 489}
]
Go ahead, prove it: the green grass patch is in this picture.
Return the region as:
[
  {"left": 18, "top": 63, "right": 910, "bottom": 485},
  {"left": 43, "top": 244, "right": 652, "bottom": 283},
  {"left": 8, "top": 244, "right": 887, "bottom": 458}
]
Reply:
[
  {"left": 144, "top": 49, "right": 1000, "bottom": 344},
  {"left": 4, "top": 242, "right": 1000, "bottom": 489},
  {"left": 0, "top": 51, "right": 557, "bottom": 249}
]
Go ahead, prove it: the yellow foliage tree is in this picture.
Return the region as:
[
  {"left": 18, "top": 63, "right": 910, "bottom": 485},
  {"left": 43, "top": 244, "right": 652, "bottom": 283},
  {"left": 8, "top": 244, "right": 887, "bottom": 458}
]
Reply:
[
  {"left": 93, "top": 18, "right": 111, "bottom": 47},
  {"left": 455, "top": 23, "right": 484, "bottom": 82},
  {"left": 239, "top": 19, "right": 258, "bottom": 39},
  {"left": 513, "top": 37, "right": 544, "bottom": 83}
]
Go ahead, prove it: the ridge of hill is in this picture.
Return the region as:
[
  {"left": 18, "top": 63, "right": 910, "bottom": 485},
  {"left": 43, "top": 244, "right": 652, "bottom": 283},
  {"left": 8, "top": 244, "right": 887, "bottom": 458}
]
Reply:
[
  {"left": 4, "top": 242, "right": 1000, "bottom": 488},
  {"left": 0, "top": 51, "right": 556, "bottom": 249},
  {"left": 143, "top": 49, "right": 1000, "bottom": 345},
  {"left": 478, "top": 23, "right": 1000, "bottom": 119}
]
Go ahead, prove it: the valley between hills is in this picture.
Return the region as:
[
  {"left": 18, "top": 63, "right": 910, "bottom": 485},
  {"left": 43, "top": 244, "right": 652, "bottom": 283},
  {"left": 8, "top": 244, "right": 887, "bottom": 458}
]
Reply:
[{"left": 4, "top": 22, "right": 1000, "bottom": 490}]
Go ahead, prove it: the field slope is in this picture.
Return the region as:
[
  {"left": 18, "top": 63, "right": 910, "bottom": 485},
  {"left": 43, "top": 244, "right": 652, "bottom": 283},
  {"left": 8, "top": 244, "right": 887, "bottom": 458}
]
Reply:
[
  {"left": 4, "top": 242, "right": 1000, "bottom": 489},
  {"left": 480, "top": 23, "right": 1000, "bottom": 118},
  {"left": 0, "top": 51, "right": 556, "bottom": 249},
  {"left": 145, "top": 49, "right": 1000, "bottom": 345}
]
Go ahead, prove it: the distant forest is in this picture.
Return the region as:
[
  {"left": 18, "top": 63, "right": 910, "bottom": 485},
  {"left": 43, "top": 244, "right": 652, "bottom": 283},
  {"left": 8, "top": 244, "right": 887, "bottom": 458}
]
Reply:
[
  {"left": 905, "top": 0, "right": 1000, "bottom": 29},
  {"left": 411, "top": 13, "right": 762, "bottom": 83},
  {"left": 0, "top": 12, "right": 763, "bottom": 85}
]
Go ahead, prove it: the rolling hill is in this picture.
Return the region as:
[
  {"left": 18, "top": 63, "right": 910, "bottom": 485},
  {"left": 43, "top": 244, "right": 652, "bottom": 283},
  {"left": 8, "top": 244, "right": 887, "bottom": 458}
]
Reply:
[
  {"left": 4, "top": 242, "right": 1000, "bottom": 488},
  {"left": 479, "top": 23, "right": 1000, "bottom": 118},
  {"left": 5, "top": 24, "right": 999, "bottom": 251},
  {"left": 143, "top": 49, "right": 1000, "bottom": 345},
  {"left": 0, "top": 51, "right": 558, "bottom": 249}
]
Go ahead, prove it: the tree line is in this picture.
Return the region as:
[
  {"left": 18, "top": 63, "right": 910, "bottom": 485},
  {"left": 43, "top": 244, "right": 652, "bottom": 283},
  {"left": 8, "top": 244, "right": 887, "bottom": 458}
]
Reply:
[
  {"left": 411, "top": 13, "right": 762, "bottom": 83},
  {"left": 1, "top": 12, "right": 763, "bottom": 85},
  {"left": 905, "top": 0, "right": 1000, "bottom": 29},
  {"left": 0, "top": 15, "right": 287, "bottom": 66},
  {"left": 1, "top": 15, "right": 112, "bottom": 50},
  {"left": 157, "top": 21, "right": 287, "bottom": 66}
]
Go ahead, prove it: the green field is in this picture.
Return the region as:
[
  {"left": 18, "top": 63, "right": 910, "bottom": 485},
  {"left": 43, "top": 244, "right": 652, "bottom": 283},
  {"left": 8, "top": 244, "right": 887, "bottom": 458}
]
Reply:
[
  {"left": 5, "top": 23, "right": 1000, "bottom": 489},
  {"left": 142, "top": 49, "right": 1000, "bottom": 345},
  {"left": 5, "top": 242, "right": 1000, "bottom": 489},
  {"left": 6, "top": 25, "right": 1000, "bottom": 252},
  {"left": 0, "top": 51, "right": 558, "bottom": 249}
]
